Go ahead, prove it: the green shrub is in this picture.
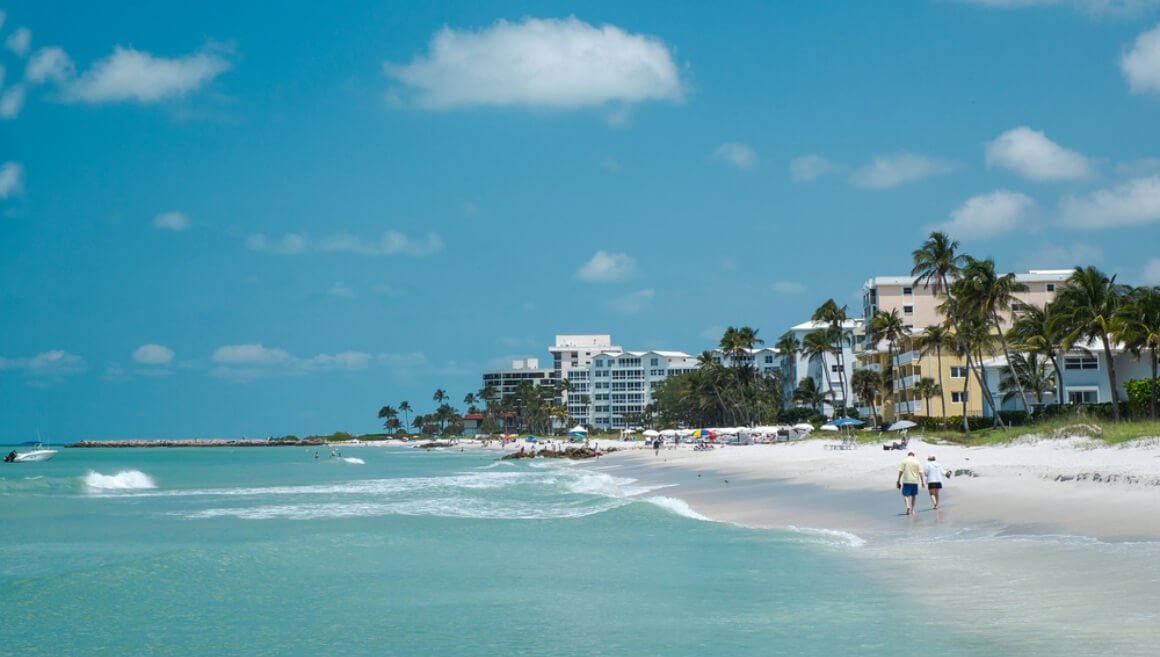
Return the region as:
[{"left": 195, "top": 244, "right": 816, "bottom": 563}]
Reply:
[{"left": 1125, "top": 379, "right": 1159, "bottom": 418}]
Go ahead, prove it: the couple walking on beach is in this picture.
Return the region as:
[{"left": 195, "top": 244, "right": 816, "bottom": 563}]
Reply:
[{"left": 895, "top": 452, "right": 945, "bottom": 515}]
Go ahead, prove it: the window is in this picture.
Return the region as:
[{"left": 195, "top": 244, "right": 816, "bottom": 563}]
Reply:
[
  {"left": 950, "top": 366, "right": 967, "bottom": 378},
  {"left": 1064, "top": 355, "right": 1098, "bottom": 370},
  {"left": 1068, "top": 389, "right": 1099, "bottom": 404},
  {"left": 1046, "top": 284, "right": 1056, "bottom": 292},
  {"left": 650, "top": 358, "right": 659, "bottom": 366},
  {"left": 764, "top": 355, "right": 774, "bottom": 364},
  {"left": 1011, "top": 303, "right": 1023, "bottom": 313},
  {"left": 831, "top": 364, "right": 841, "bottom": 373},
  {"left": 903, "top": 305, "right": 914, "bottom": 314},
  {"left": 952, "top": 391, "right": 969, "bottom": 403},
  {"left": 903, "top": 287, "right": 913, "bottom": 295}
]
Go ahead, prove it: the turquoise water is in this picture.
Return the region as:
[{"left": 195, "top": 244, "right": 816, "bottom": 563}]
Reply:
[{"left": 2, "top": 446, "right": 1156, "bottom": 656}]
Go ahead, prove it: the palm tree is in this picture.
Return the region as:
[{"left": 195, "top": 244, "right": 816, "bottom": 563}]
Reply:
[
  {"left": 1115, "top": 285, "right": 1160, "bottom": 419},
  {"left": 869, "top": 308, "right": 911, "bottom": 416},
  {"left": 912, "top": 231, "right": 1001, "bottom": 429},
  {"left": 377, "top": 405, "right": 397, "bottom": 430},
  {"left": 812, "top": 300, "right": 852, "bottom": 416},
  {"left": 775, "top": 331, "right": 801, "bottom": 407},
  {"left": 914, "top": 377, "right": 941, "bottom": 419},
  {"left": 801, "top": 329, "right": 837, "bottom": 417},
  {"left": 792, "top": 377, "right": 832, "bottom": 414},
  {"left": 1051, "top": 266, "right": 1127, "bottom": 421},
  {"left": 398, "top": 401, "right": 412, "bottom": 431},
  {"left": 917, "top": 323, "right": 955, "bottom": 429},
  {"left": 1007, "top": 304, "right": 1065, "bottom": 409},
  {"left": 850, "top": 368, "right": 882, "bottom": 426},
  {"left": 956, "top": 313, "right": 1002, "bottom": 428},
  {"left": 433, "top": 389, "right": 447, "bottom": 407},
  {"left": 463, "top": 393, "right": 478, "bottom": 413},
  {"left": 955, "top": 257, "right": 1032, "bottom": 415},
  {"left": 999, "top": 352, "right": 1056, "bottom": 410}
]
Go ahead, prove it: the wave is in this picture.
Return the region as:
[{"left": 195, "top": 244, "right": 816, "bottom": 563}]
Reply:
[
  {"left": 84, "top": 470, "right": 157, "bottom": 492},
  {"left": 783, "top": 526, "right": 867, "bottom": 548},
  {"left": 641, "top": 496, "right": 713, "bottom": 522}
]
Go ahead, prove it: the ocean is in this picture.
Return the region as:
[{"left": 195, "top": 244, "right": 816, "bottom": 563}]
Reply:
[{"left": 2, "top": 445, "right": 1156, "bottom": 657}]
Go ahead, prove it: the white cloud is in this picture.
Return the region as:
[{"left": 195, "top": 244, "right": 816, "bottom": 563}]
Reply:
[
  {"left": 0, "top": 84, "right": 25, "bottom": 119},
  {"left": 1116, "top": 157, "right": 1160, "bottom": 176},
  {"left": 245, "top": 231, "right": 444, "bottom": 257},
  {"left": 849, "top": 153, "right": 956, "bottom": 189},
  {"left": 928, "top": 190, "right": 1037, "bottom": 241},
  {"left": 133, "top": 344, "right": 175, "bottom": 365},
  {"left": 4, "top": 27, "right": 31, "bottom": 57},
  {"left": 0, "top": 161, "right": 23, "bottom": 198},
  {"left": 152, "top": 211, "right": 190, "bottom": 231},
  {"left": 209, "top": 343, "right": 394, "bottom": 380},
  {"left": 1143, "top": 258, "right": 1160, "bottom": 284},
  {"left": 0, "top": 349, "right": 86, "bottom": 376},
  {"left": 985, "top": 126, "right": 1094, "bottom": 181},
  {"left": 1059, "top": 175, "right": 1160, "bottom": 228},
  {"left": 383, "top": 16, "right": 683, "bottom": 109},
  {"left": 576, "top": 250, "right": 637, "bottom": 282},
  {"left": 790, "top": 155, "right": 844, "bottom": 182},
  {"left": 957, "top": 0, "right": 1160, "bottom": 15},
  {"left": 1020, "top": 243, "right": 1104, "bottom": 270},
  {"left": 1122, "top": 22, "right": 1160, "bottom": 95},
  {"left": 64, "top": 45, "right": 230, "bottom": 103},
  {"left": 26, "top": 46, "right": 75, "bottom": 85},
  {"left": 713, "top": 142, "right": 757, "bottom": 170},
  {"left": 606, "top": 288, "right": 654, "bottom": 313},
  {"left": 771, "top": 280, "right": 807, "bottom": 295},
  {"left": 327, "top": 282, "right": 356, "bottom": 298}
]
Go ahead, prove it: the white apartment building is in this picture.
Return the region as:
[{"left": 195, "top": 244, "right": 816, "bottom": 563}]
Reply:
[
  {"left": 481, "top": 358, "right": 558, "bottom": 398},
  {"left": 780, "top": 319, "right": 864, "bottom": 418}
]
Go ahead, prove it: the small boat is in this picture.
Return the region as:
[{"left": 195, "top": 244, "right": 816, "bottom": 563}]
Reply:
[
  {"left": 5, "top": 447, "right": 58, "bottom": 462},
  {"left": 4, "top": 435, "right": 59, "bottom": 463}
]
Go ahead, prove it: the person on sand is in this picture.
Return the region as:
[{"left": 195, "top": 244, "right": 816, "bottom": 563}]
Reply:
[
  {"left": 895, "top": 451, "right": 925, "bottom": 516},
  {"left": 923, "top": 455, "right": 945, "bottom": 510}
]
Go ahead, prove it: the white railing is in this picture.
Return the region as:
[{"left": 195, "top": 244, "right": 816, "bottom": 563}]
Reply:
[{"left": 893, "top": 400, "right": 923, "bottom": 415}]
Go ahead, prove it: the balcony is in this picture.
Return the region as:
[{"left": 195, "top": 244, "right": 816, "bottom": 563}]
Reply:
[
  {"left": 892, "top": 400, "right": 923, "bottom": 415},
  {"left": 892, "top": 374, "right": 921, "bottom": 390},
  {"left": 896, "top": 350, "right": 919, "bottom": 366}
]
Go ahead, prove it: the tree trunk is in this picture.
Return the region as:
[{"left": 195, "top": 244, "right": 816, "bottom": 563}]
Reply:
[
  {"left": 994, "top": 310, "right": 1032, "bottom": 416},
  {"left": 1101, "top": 333, "right": 1121, "bottom": 422},
  {"left": 936, "top": 346, "right": 948, "bottom": 430}
]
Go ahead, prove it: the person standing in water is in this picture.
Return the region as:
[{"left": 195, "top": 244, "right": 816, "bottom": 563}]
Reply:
[
  {"left": 895, "top": 451, "right": 925, "bottom": 516},
  {"left": 923, "top": 455, "right": 945, "bottom": 510}
]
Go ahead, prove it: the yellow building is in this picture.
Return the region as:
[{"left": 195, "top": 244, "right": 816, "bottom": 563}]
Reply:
[{"left": 858, "top": 270, "right": 1070, "bottom": 423}]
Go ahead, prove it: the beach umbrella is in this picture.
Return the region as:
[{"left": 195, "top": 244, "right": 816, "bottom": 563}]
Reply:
[
  {"left": 569, "top": 425, "right": 588, "bottom": 434},
  {"left": 642, "top": 429, "right": 660, "bottom": 437},
  {"left": 888, "top": 420, "right": 917, "bottom": 432},
  {"left": 831, "top": 417, "right": 864, "bottom": 427},
  {"left": 691, "top": 429, "right": 715, "bottom": 438},
  {"left": 819, "top": 423, "right": 839, "bottom": 432},
  {"left": 525, "top": 436, "right": 538, "bottom": 443},
  {"left": 792, "top": 423, "right": 815, "bottom": 431}
]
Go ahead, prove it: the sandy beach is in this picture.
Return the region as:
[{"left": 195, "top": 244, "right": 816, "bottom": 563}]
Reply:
[{"left": 583, "top": 432, "right": 1160, "bottom": 542}]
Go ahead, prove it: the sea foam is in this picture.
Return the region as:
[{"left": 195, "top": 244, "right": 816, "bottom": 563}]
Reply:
[{"left": 84, "top": 470, "right": 157, "bottom": 491}]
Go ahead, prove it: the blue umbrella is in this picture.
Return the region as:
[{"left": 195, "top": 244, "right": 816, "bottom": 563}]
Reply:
[
  {"left": 831, "top": 417, "right": 864, "bottom": 427},
  {"left": 525, "top": 436, "right": 538, "bottom": 443}
]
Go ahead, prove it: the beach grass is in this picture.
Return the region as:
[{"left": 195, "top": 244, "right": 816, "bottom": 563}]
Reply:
[{"left": 911, "top": 417, "right": 1160, "bottom": 447}]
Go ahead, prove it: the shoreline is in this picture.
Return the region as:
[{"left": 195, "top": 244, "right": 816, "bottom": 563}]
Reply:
[{"left": 593, "top": 435, "right": 1160, "bottom": 542}]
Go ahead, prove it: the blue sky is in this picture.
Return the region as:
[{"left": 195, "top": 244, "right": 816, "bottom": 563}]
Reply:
[{"left": 3, "top": 0, "right": 1160, "bottom": 440}]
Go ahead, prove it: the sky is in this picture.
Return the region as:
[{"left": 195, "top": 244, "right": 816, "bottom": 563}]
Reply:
[{"left": 3, "top": 0, "right": 1160, "bottom": 441}]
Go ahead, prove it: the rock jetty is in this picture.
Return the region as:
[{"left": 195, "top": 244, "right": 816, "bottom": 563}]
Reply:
[{"left": 501, "top": 446, "right": 615, "bottom": 460}]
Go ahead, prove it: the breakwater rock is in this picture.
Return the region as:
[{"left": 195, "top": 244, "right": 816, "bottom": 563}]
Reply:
[
  {"left": 501, "top": 447, "right": 616, "bottom": 461},
  {"left": 67, "top": 439, "right": 308, "bottom": 448}
]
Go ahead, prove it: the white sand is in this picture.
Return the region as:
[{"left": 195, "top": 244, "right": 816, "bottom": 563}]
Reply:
[{"left": 599, "top": 433, "right": 1160, "bottom": 540}]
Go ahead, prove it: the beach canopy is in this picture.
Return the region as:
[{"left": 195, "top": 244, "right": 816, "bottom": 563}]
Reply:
[
  {"left": 888, "top": 420, "right": 917, "bottom": 432},
  {"left": 831, "top": 417, "right": 864, "bottom": 427},
  {"left": 569, "top": 425, "right": 587, "bottom": 434}
]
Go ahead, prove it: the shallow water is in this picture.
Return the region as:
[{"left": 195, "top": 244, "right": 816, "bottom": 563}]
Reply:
[{"left": 2, "top": 446, "right": 1154, "bottom": 656}]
